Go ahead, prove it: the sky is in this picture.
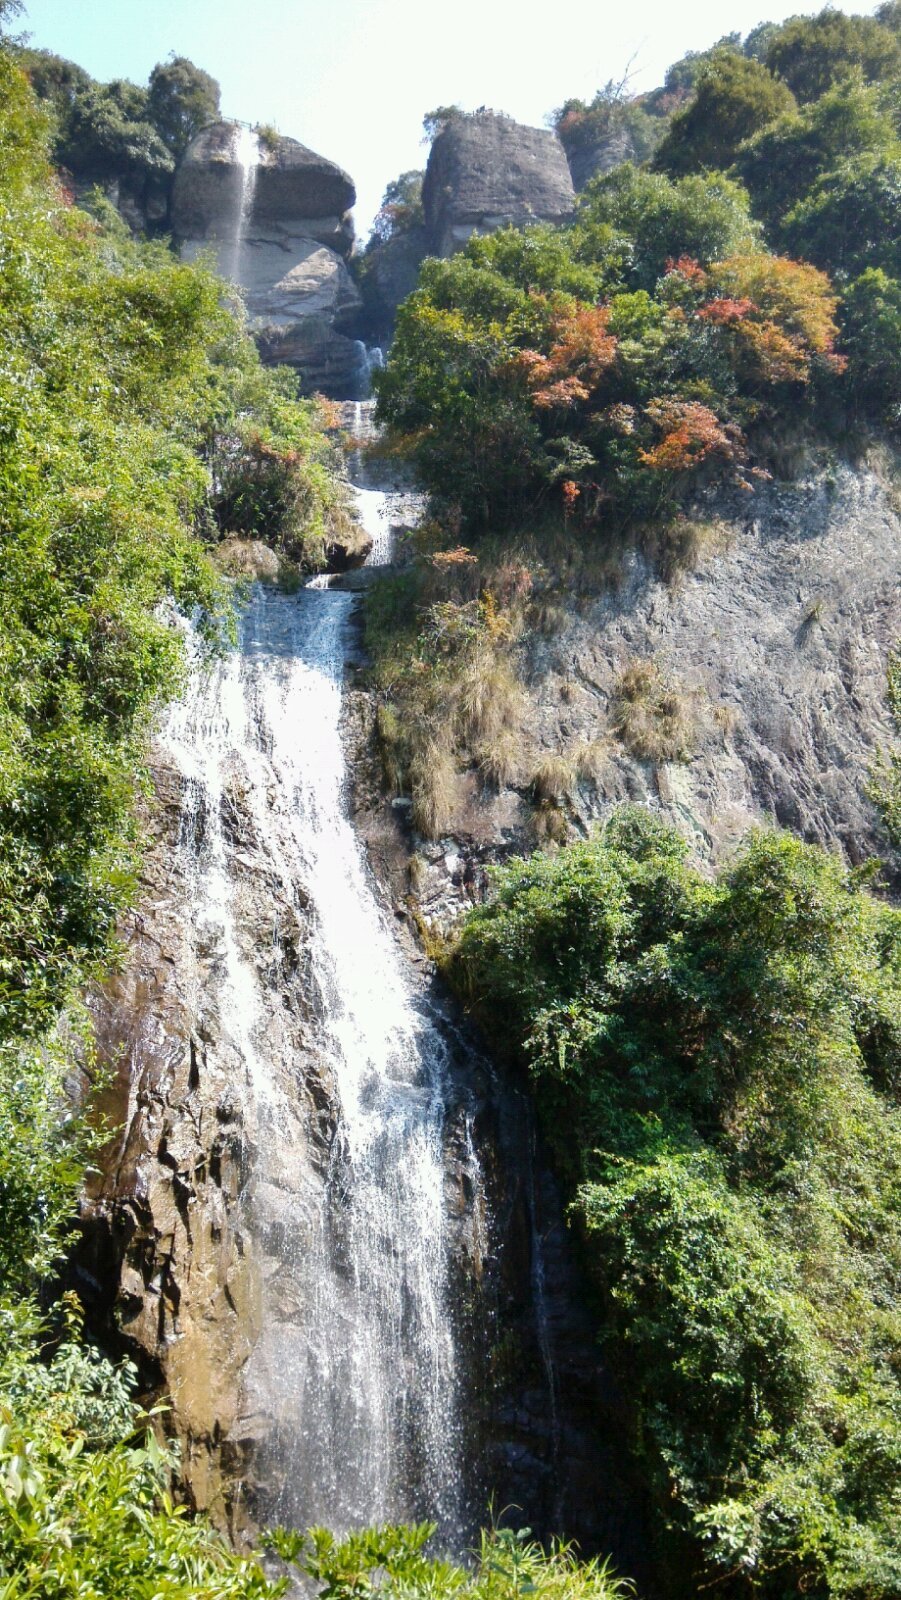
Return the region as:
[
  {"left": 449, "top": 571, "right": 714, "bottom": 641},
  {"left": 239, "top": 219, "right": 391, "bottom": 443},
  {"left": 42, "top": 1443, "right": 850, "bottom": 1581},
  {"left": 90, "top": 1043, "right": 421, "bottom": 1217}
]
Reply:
[{"left": 18, "top": 0, "right": 886, "bottom": 237}]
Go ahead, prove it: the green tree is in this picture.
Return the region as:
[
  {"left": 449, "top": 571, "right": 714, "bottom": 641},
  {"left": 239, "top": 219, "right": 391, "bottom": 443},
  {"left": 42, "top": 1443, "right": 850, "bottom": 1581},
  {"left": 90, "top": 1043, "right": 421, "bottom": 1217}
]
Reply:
[
  {"left": 780, "top": 149, "right": 901, "bottom": 279},
  {"left": 655, "top": 51, "right": 796, "bottom": 176},
  {"left": 53, "top": 75, "right": 173, "bottom": 180},
  {"left": 576, "top": 163, "right": 758, "bottom": 289},
  {"left": 369, "top": 168, "right": 424, "bottom": 243},
  {"left": 765, "top": 6, "right": 901, "bottom": 102},
  {"left": 447, "top": 812, "right": 901, "bottom": 1597},
  {"left": 733, "top": 73, "right": 900, "bottom": 232},
  {"left": 147, "top": 53, "right": 220, "bottom": 159},
  {"left": 840, "top": 267, "right": 901, "bottom": 419}
]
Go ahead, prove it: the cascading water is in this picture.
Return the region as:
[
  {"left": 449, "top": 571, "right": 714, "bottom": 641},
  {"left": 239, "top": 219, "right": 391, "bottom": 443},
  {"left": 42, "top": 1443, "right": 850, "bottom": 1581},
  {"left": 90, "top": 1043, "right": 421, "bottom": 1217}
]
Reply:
[
  {"left": 158, "top": 480, "right": 470, "bottom": 1538},
  {"left": 226, "top": 124, "right": 260, "bottom": 286}
]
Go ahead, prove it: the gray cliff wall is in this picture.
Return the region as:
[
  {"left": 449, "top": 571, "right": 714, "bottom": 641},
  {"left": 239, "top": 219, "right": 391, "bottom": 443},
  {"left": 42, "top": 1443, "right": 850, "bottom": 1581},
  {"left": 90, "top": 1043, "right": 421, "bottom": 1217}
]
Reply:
[{"left": 356, "top": 458, "right": 901, "bottom": 927}]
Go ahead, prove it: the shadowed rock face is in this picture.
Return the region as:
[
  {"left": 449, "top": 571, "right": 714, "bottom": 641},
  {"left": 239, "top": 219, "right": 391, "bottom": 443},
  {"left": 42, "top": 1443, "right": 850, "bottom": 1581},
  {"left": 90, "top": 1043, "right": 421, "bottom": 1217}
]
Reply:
[
  {"left": 423, "top": 113, "right": 575, "bottom": 256},
  {"left": 564, "top": 126, "right": 643, "bottom": 190},
  {"left": 172, "top": 123, "right": 367, "bottom": 398}
]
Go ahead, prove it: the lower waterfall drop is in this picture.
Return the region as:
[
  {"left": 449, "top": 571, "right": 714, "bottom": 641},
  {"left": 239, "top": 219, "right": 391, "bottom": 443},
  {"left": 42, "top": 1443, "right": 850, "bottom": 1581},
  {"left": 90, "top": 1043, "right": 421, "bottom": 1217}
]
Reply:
[{"left": 160, "top": 485, "right": 468, "bottom": 1539}]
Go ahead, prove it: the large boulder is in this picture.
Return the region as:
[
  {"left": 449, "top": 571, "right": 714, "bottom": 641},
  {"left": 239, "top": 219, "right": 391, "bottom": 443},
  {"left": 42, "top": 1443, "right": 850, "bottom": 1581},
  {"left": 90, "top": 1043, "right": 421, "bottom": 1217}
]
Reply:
[
  {"left": 422, "top": 112, "right": 575, "bottom": 256},
  {"left": 172, "top": 123, "right": 367, "bottom": 397}
]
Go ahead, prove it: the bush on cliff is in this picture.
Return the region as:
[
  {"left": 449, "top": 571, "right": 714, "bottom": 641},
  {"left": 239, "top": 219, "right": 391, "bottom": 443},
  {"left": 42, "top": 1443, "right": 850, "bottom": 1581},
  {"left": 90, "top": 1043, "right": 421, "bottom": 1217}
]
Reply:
[
  {"left": 375, "top": 171, "right": 841, "bottom": 532},
  {"left": 445, "top": 811, "right": 901, "bottom": 1598}
]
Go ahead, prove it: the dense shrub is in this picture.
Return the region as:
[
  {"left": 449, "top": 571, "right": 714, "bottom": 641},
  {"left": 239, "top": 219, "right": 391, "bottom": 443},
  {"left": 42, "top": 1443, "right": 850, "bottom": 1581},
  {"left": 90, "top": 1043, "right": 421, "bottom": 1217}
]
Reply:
[
  {"left": 268, "top": 1520, "right": 632, "bottom": 1599},
  {"left": 765, "top": 6, "right": 901, "bottom": 102},
  {"left": 732, "top": 74, "right": 900, "bottom": 234},
  {"left": 654, "top": 52, "right": 796, "bottom": 176},
  {"left": 779, "top": 149, "right": 901, "bottom": 281},
  {"left": 19, "top": 45, "right": 221, "bottom": 204},
  {"left": 376, "top": 175, "right": 840, "bottom": 532},
  {"left": 446, "top": 812, "right": 901, "bottom": 1596},
  {"left": 0, "top": 1301, "right": 281, "bottom": 1598}
]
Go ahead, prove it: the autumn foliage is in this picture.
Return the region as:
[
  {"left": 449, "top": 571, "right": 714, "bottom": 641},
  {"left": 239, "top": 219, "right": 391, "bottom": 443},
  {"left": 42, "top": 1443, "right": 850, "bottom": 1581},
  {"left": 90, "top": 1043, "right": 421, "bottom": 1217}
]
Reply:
[
  {"left": 376, "top": 165, "right": 853, "bottom": 532},
  {"left": 517, "top": 304, "right": 618, "bottom": 409},
  {"left": 639, "top": 399, "right": 741, "bottom": 471}
]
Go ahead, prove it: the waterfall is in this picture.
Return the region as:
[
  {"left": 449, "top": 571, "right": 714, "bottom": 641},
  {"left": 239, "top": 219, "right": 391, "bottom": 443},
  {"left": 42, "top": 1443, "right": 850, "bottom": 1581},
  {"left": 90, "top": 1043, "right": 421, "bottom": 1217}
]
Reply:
[
  {"left": 226, "top": 124, "right": 260, "bottom": 286},
  {"left": 158, "top": 484, "right": 469, "bottom": 1538}
]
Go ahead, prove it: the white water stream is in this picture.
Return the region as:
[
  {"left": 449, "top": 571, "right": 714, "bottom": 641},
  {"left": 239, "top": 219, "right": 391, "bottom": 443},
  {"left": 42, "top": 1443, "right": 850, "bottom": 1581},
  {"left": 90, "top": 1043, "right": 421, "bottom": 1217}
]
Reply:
[
  {"left": 160, "top": 481, "right": 467, "bottom": 1534},
  {"left": 226, "top": 124, "right": 260, "bottom": 286}
]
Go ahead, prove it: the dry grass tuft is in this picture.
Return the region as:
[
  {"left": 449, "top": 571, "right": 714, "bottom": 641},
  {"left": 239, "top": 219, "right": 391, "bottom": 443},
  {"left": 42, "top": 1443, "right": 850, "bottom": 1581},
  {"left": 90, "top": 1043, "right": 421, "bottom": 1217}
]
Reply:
[
  {"left": 456, "top": 654, "right": 524, "bottom": 744},
  {"left": 713, "top": 702, "right": 739, "bottom": 740},
  {"left": 476, "top": 728, "right": 523, "bottom": 791},
  {"left": 612, "top": 658, "right": 697, "bottom": 763},
  {"left": 573, "top": 738, "right": 610, "bottom": 785},
  {"left": 376, "top": 703, "right": 405, "bottom": 794},
  {"left": 532, "top": 800, "right": 569, "bottom": 848},
  {"left": 531, "top": 752, "right": 577, "bottom": 803},
  {"left": 410, "top": 740, "right": 458, "bottom": 839}
]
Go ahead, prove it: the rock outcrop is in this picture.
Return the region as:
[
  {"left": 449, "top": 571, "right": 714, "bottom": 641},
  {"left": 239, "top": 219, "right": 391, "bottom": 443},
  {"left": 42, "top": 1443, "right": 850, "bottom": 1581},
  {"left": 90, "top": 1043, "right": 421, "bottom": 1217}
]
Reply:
[
  {"left": 172, "top": 123, "right": 368, "bottom": 398},
  {"left": 354, "top": 458, "right": 901, "bottom": 929},
  {"left": 422, "top": 112, "right": 575, "bottom": 256},
  {"left": 563, "top": 125, "right": 644, "bottom": 190}
]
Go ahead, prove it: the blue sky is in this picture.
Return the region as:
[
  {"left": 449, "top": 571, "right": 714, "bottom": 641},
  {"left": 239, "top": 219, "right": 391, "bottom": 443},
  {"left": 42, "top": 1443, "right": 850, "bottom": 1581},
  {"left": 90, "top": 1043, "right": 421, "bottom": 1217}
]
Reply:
[{"left": 19, "top": 0, "right": 885, "bottom": 237}]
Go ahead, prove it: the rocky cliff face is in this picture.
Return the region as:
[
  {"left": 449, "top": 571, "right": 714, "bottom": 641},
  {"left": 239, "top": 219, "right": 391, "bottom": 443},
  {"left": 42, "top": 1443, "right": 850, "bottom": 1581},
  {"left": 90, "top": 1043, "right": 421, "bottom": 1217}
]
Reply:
[
  {"left": 422, "top": 113, "right": 575, "bottom": 256},
  {"left": 356, "top": 457, "right": 901, "bottom": 928},
  {"left": 563, "top": 125, "right": 643, "bottom": 191},
  {"left": 76, "top": 758, "right": 263, "bottom": 1531},
  {"left": 172, "top": 123, "right": 367, "bottom": 397}
]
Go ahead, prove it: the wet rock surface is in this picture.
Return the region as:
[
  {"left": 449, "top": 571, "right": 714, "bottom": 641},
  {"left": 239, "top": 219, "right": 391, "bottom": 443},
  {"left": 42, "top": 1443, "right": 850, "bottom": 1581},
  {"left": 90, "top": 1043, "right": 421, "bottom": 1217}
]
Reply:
[{"left": 77, "top": 759, "right": 266, "bottom": 1531}]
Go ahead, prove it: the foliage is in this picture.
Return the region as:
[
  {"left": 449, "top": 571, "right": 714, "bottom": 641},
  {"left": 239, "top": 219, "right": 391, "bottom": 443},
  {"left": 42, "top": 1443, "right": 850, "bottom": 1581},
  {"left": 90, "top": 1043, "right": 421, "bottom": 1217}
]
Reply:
[
  {"left": 146, "top": 53, "right": 221, "bottom": 159},
  {"left": 554, "top": 84, "right": 664, "bottom": 171},
  {"left": 19, "top": 46, "right": 220, "bottom": 201},
  {"left": 732, "top": 74, "right": 901, "bottom": 234},
  {"left": 0, "top": 1300, "right": 283, "bottom": 1598},
  {"left": 654, "top": 52, "right": 796, "bottom": 177},
  {"left": 840, "top": 268, "right": 901, "bottom": 421},
  {"left": 446, "top": 811, "right": 901, "bottom": 1597},
  {"left": 269, "top": 1520, "right": 632, "bottom": 1599},
  {"left": 369, "top": 169, "right": 425, "bottom": 244},
  {"left": 765, "top": 6, "right": 901, "bottom": 103},
  {"left": 422, "top": 104, "right": 464, "bottom": 142},
  {"left": 869, "top": 650, "right": 901, "bottom": 844},
  {"left": 376, "top": 172, "right": 840, "bottom": 533},
  {"left": 575, "top": 164, "right": 759, "bottom": 292},
  {"left": 779, "top": 149, "right": 901, "bottom": 281}
]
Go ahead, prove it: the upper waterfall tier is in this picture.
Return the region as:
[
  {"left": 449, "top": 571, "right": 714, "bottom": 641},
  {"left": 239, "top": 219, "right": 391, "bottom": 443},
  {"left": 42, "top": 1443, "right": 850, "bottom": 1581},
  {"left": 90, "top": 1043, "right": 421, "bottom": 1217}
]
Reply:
[
  {"left": 172, "top": 122, "right": 355, "bottom": 253},
  {"left": 173, "top": 121, "right": 365, "bottom": 397}
]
